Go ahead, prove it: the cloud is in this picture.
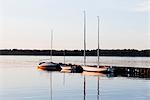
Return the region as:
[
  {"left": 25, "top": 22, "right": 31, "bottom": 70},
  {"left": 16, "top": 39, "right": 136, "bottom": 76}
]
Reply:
[{"left": 133, "top": 1, "right": 150, "bottom": 12}]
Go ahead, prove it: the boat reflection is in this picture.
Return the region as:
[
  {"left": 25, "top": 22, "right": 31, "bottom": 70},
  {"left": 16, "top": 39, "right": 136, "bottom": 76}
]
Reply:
[
  {"left": 82, "top": 71, "right": 102, "bottom": 100},
  {"left": 82, "top": 71, "right": 106, "bottom": 76},
  {"left": 60, "top": 69, "right": 71, "bottom": 73}
]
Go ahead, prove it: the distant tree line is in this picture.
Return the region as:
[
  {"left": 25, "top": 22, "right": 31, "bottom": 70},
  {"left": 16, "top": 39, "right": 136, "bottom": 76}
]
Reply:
[{"left": 0, "top": 49, "right": 149, "bottom": 57}]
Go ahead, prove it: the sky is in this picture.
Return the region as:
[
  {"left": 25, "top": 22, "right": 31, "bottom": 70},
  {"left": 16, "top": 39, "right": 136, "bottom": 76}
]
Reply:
[{"left": 0, "top": 0, "right": 150, "bottom": 50}]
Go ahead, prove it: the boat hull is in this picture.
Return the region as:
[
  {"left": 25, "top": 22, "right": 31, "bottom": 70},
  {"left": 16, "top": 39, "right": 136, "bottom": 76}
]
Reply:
[
  {"left": 38, "top": 62, "right": 62, "bottom": 71},
  {"left": 82, "top": 71, "right": 106, "bottom": 76},
  {"left": 61, "top": 65, "right": 72, "bottom": 70},
  {"left": 82, "top": 66, "right": 107, "bottom": 72}
]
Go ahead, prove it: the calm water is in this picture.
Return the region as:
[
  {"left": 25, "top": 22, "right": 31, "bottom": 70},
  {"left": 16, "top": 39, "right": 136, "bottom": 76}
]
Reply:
[{"left": 0, "top": 56, "right": 150, "bottom": 100}]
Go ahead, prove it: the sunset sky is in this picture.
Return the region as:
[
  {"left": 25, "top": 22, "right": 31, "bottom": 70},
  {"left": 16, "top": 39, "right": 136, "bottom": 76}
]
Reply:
[{"left": 0, "top": 0, "right": 149, "bottom": 50}]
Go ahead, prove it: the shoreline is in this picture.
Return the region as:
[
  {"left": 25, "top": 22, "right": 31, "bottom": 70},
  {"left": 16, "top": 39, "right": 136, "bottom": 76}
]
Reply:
[{"left": 0, "top": 49, "right": 149, "bottom": 57}]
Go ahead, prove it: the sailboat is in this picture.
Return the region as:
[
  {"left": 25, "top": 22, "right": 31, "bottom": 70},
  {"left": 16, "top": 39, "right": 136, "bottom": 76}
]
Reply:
[
  {"left": 82, "top": 14, "right": 107, "bottom": 72},
  {"left": 38, "top": 30, "right": 62, "bottom": 71}
]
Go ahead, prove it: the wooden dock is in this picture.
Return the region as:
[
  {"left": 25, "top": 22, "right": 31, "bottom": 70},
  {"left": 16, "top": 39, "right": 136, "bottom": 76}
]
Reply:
[{"left": 109, "top": 66, "right": 150, "bottom": 78}]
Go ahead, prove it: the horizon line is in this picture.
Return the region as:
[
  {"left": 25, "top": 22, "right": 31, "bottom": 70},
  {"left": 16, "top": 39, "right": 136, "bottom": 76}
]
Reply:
[{"left": 0, "top": 48, "right": 149, "bottom": 51}]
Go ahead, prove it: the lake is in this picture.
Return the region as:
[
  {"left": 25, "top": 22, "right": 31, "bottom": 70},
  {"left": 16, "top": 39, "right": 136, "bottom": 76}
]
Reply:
[{"left": 0, "top": 56, "right": 150, "bottom": 100}]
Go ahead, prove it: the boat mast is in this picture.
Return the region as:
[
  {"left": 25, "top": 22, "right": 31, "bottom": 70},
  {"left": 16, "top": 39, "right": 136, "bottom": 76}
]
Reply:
[
  {"left": 97, "top": 16, "right": 100, "bottom": 68},
  {"left": 50, "top": 30, "right": 53, "bottom": 62},
  {"left": 83, "top": 11, "right": 86, "bottom": 66},
  {"left": 83, "top": 11, "right": 86, "bottom": 100}
]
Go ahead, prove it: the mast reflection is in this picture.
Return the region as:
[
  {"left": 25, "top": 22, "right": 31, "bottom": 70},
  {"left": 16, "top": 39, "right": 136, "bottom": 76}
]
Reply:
[
  {"left": 49, "top": 72, "right": 53, "bottom": 100},
  {"left": 97, "top": 76, "right": 100, "bottom": 100},
  {"left": 82, "top": 71, "right": 104, "bottom": 100},
  {"left": 83, "top": 76, "right": 86, "bottom": 100}
]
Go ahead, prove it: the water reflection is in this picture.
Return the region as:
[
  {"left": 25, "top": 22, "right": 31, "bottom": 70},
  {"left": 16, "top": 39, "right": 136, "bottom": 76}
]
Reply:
[
  {"left": 83, "top": 76, "right": 86, "bottom": 100},
  {"left": 37, "top": 66, "right": 150, "bottom": 100},
  {"left": 37, "top": 65, "right": 150, "bottom": 100},
  {"left": 63, "top": 73, "right": 65, "bottom": 86},
  {"left": 97, "top": 76, "right": 100, "bottom": 100},
  {"left": 40, "top": 70, "right": 103, "bottom": 100},
  {"left": 50, "top": 72, "right": 53, "bottom": 100},
  {"left": 82, "top": 73, "right": 102, "bottom": 100}
]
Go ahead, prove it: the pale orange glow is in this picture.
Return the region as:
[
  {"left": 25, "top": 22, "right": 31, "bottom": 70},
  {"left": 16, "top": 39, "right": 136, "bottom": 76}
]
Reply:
[
  {"left": 81, "top": 71, "right": 106, "bottom": 76},
  {"left": 37, "top": 66, "right": 46, "bottom": 70}
]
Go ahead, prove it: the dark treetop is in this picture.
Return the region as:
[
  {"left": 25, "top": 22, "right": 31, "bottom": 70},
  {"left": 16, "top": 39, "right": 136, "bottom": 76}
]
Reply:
[{"left": 0, "top": 49, "right": 149, "bottom": 57}]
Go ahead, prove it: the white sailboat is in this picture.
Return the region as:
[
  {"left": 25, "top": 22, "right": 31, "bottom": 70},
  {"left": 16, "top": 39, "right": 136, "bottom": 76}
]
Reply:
[
  {"left": 82, "top": 15, "right": 107, "bottom": 72},
  {"left": 38, "top": 30, "right": 62, "bottom": 71}
]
